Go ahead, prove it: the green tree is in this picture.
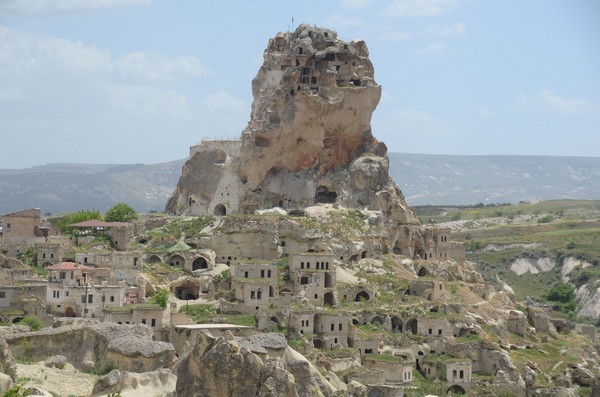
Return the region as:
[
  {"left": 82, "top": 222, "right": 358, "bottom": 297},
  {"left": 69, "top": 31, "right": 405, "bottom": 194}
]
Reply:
[
  {"left": 546, "top": 283, "right": 574, "bottom": 304},
  {"left": 105, "top": 202, "right": 138, "bottom": 222},
  {"left": 149, "top": 288, "right": 169, "bottom": 308},
  {"left": 57, "top": 209, "right": 102, "bottom": 233}
]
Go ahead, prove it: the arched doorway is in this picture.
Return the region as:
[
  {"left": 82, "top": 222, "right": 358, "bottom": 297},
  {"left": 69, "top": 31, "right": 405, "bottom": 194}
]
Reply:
[
  {"left": 447, "top": 385, "right": 466, "bottom": 395},
  {"left": 168, "top": 255, "right": 185, "bottom": 267},
  {"left": 355, "top": 290, "right": 370, "bottom": 302},
  {"left": 367, "top": 387, "right": 384, "bottom": 397},
  {"left": 313, "top": 339, "right": 324, "bottom": 349},
  {"left": 65, "top": 307, "right": 76, "bottom": 317},
  {"left": 417, "top": 266, "right": 429, "bottom": 277},
  {"left": 192, "top": 256, "right": 208, "bottom": 271},
  {"left": 214, "top": 204, "right": 227, "bottom": 216},
  {"left": 371, "top": 316, "right": 384, "bottom": 326},
  {"left": 324, "top": 292, "right": 334, "bottom": 306},
  {"left": 405, "top": 318, "right": 418, "bottom": 334},
  {"left": 315, "top": 186, "right": 337, "bottom": 204},
  {"left": 391, "top": 316, "right": 403, "bottom": 333},
  {"left": 147, "top": 254, "right": 162, "bottom": 263}
]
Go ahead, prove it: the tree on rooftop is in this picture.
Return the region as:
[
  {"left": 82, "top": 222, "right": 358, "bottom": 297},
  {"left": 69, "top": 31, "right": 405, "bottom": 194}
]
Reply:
[{"left": 105, "top": 202, "right": 138, "bottom": 222}]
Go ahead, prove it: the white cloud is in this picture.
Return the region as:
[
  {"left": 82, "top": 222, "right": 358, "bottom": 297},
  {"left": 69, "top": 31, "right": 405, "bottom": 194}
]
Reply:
[
  {"left": 0, "top": 26, "right": 112, "bottom": 75},
  {"left": 415, "top": 41, "right": 445, "bottom": 54},
  {"left": 110, "top": 85, "right": 193, "bottom": 119},
  {"left": 115, "top": 51, "right": 208, "bottom": 82},
  {"left": 326, "top": 14, "right": 365, "bottom": 29},
  {"left": 0, "top": 87, "right": 27, "bottom": 101},
  {"left": 0, "top": 0, "right": 151, "bottom": 15},
  {"left": 383, "top": 0, "right": 460, "bottom": 17},
  {"left": 471, "top": 104, "right": 494, "bottom": 118},
  {"left": 340, "top": 0, "right": 373, "bottom": 10},
  {"left": 421, "top": 22, "right": 466, "bottom": 36},
  {"left": 516, "top": 90, "right": 597, "bottom": 115}
]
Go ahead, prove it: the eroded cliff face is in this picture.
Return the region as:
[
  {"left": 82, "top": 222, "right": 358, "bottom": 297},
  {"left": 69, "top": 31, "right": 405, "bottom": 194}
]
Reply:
[{"left": 166, "top": 24, "right": 418, "bottom": 229}]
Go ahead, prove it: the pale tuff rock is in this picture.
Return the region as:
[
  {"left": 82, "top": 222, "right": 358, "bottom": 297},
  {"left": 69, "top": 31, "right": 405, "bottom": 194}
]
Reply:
[
  {"left": 171, "top": 330, "right": 341, "bottom": 397},
  {"left": 166, "top": 24, "right": 418, "bottom": 236}
]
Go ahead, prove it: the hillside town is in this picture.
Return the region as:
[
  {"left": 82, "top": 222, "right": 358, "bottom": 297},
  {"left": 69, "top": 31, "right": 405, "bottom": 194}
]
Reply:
[{"left": 1, "top": 24, "right": 599, "bottom": 397}]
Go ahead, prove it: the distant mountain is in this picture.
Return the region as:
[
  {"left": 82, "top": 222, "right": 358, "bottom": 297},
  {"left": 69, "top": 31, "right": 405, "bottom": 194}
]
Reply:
[
  {"left": 0, "top": 160, "right": 185, "bottom": 215},
  {"left": 388, "top": 153, "right": 600, "bottom": 206},
  {"left": 1, "top": 154, "right": 599, "bottom": 215}
]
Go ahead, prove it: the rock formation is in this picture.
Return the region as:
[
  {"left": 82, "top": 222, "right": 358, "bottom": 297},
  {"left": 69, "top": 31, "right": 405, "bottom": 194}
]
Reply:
[
  {"left": 166, "top": 24, "right": 418, "bottom": 234},
  {"left": 172, "top": 330, "right": 340, "bottom": 397}
]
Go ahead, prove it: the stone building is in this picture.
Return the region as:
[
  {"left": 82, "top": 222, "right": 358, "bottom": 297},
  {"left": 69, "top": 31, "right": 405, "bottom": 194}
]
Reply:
[
  {"left": 45, "top": 262, "right": 127, "bottom": 318},
  {"left": 407, "top": 280, "right": 446, "bottom": 301},
  {"left": 421, "top": 356, "right": 471, "bottom": 394},
  {"left": 313, "top": 313, "right": 350, "bottom": 349},
  {"left": 103, "top": 304, "right": 164, "bottom": 331},
  {"left": 36, "top": 242, "right": 62, "bottom": 267},
  {"left": 0, "top": 208, "right": 42, "bottom": 256},
  {"left": 230, "top": 262, "right": 278, "bottom": 310},
  {"left": 289, "top": 253, "right": 336, "bottom": 306},
  {"left": 75, "top": 251, "right": 143, "bottom": 285}
]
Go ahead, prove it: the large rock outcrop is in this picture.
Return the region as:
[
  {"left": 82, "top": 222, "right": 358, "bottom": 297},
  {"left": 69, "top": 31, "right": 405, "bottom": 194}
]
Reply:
[
  {"left": 1, "top": 323, "right": 175, "bottom": 373},
  {"left": 166, "top": 24, "right": 418, "bottom": 234},
  {"left": 172, "top": 330, "right": 341, "bottom": 397}
]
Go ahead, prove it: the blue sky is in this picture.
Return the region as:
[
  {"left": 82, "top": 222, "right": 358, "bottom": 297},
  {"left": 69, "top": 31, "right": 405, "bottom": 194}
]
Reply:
[{"left": 0, "top": 0, "right": 598, "bottom": 169}]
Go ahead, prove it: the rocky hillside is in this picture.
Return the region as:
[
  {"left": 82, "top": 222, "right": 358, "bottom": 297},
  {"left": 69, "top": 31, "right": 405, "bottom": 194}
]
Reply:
[{"left": 1, "top": 154, "right": 599, "bottom": 216}]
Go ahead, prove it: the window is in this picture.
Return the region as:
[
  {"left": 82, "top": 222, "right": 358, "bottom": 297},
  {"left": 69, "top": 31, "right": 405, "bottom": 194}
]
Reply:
[
  {"left": 244, "top": 271, "right": 249, "bottom": 278},
  {"left": 110, "top": 296, "right": 115, "bottom": 302},
  {"left": 438, "top": 329, "right": 442, "bottom": 335},
  {"left": 331, "top": 324, "right": 334, "bottom": 331},
  {"left": 267, "top": 270, "right": 272, "bottom": 278},
  {"left": 339, "top": 323, "right": 342, "bottom": 331},
  {"left": 257, "top": 290, "right": 262, "bottom": 299},
  {"left": 51, "top": 253, "right": 54, "bottom": 258},
  {"left": 142, "top": 319, "right": 146, "bottom": 324},
  {"left": 314, "top": 294, "right": 318, "bottom": 299},
  {"left": 250, "top": 291, "right": 256, "bottom": 299},
  {"left": 65, "top": 291, "right": 69, "bottom": 297},
  {"left": 428, "top": 328, "right": 432, "bottom": 334},
  {"left": 151, "top": 319, "right": 156, "bottom": 326},
  {"left": 307, "top": 262, "right": 310, "bottom": 269},
  {"left": 88, "top": 294, "right": 93, "bottom": 303},
  {"left": 453, "top": 370, "right": 457, "bottom": 379},
  {"left": 301, "top": 320, "right": 305, "bottom": 326},
  {"left": 300, "top": 262, "right": 304, "bottom": 269},
  {"left": 261, "top": 270, "right": 265, "bottom": 278},
  {"left": 43, "top": 253, "right": 46, "bottom": 258},
  {"left": 306, "top": 320, "right": 309, "bottom": 326},
  {"left": 6, "top": 223, "right": 11, "bottom": 231},
  {"left": 460, "top": 370, "right": 464, "bottom": 379},
  {"left": 81, "top": 295, "right": 86, "bottom": 303},
  {"left": 0, "top": 292, "right": 5, "bottom": 298}
]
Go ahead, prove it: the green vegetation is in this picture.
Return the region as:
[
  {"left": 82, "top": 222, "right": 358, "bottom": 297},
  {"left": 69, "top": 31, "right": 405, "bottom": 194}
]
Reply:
[
  {"left": 104, "top": 202, "right": 138, "bottom": 222},
  {"left": 56, "top": 209, "right": 102, "bottom": 233},
  {"left": 148, "top": 288, "right": 169, "bottom": 308},
  {"left": 179, "top": 304, "right": 256, "bottom": 327},
  {"left": 18, "top": 316, "right": 42, "bottom": 331}
]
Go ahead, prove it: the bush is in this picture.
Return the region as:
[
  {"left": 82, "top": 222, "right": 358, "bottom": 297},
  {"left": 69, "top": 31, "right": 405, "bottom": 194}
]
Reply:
[
  {"left": 57, "top": 209, "right": 102, "bottom": 233},
  {"left": 18, "top": 316, "right": 42, "bottom": 331}
]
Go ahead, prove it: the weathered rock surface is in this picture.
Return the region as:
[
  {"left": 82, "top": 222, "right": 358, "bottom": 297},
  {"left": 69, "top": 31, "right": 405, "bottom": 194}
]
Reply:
[
  {"left": 2, "top": 322, "right": 175, "bottom": 373},
  {"left": 92, "top": 368, "right": 177, "bottom": 397},
  {"left": 166, "top": 24, "right": 419, "bottom": 253},
  {"left": 172, "top": 330, "right": 338, "bottom": 397}
]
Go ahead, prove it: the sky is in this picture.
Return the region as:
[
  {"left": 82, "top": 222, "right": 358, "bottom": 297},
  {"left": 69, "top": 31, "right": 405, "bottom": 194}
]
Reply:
[{"left": 0, "top": 0, "right": 599, "bottom": 169}]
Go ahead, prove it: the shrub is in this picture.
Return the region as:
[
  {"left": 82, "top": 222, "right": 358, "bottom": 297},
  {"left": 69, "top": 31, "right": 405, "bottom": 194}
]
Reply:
[{"left": 18, "top": 316, "right": 42, "bottom": 331}]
